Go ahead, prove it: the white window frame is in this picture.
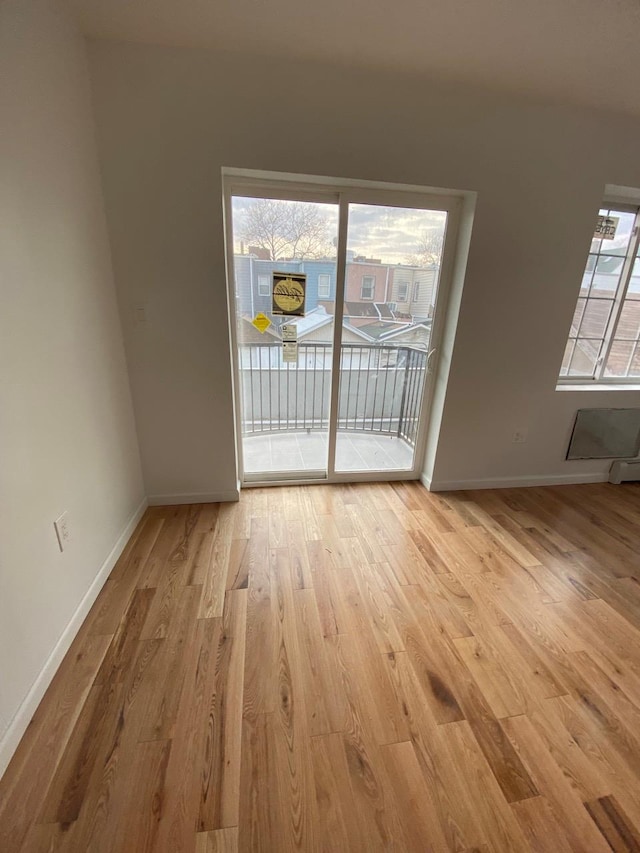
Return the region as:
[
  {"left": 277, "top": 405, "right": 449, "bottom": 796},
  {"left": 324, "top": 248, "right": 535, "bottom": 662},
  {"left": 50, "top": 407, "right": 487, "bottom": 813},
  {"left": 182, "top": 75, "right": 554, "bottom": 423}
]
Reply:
[
  {"left": 397, "top": 280, "right": 409, "bottom": 301},
  {"left": 559, "top": 201, "right": 640, "bottom": 385},
  {"left": 361, "top": 275, "right": 375, "bottom": 300},
  {"left": 318, "top": 273, "right": 331, "bottom": 298},
  {"left": 413, "top": 282, "right": 420, "bottom": 302},
  {"left": 257, "top": 274, "right": 270, "bottom": 297}
]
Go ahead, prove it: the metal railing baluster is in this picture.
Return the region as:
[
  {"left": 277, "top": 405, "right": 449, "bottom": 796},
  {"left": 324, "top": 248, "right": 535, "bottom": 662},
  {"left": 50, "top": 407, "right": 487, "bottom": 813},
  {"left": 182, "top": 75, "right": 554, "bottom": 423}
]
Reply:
[{"left": 238, "top": 342, "right": 426, "bottom": 448}]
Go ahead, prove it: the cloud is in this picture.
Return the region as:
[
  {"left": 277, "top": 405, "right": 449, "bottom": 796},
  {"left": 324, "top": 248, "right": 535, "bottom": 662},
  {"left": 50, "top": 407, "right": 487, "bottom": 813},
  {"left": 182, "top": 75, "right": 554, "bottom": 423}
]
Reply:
[
  {"left": 347, "top": 204, "right": 447, "bottom": 263},
  {"left": 231, "top": 196, "right": 447, "bottom": 264}
]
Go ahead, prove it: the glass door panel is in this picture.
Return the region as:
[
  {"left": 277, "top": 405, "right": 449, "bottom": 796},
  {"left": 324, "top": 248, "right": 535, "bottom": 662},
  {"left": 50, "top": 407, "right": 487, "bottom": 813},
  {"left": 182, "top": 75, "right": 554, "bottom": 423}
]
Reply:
[
  {"left": 334, "top": 203, "right": 448, "bottom": 473},
  {"left": 230, "top": 195, "right": 339, "bottom": 480}
]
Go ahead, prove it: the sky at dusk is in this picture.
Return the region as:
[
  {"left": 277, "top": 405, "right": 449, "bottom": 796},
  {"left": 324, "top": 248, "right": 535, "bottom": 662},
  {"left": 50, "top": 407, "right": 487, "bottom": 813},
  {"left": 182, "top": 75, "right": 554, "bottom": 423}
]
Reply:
[{"left": 232, "top": 196, "right": 447, "bottom": 265}]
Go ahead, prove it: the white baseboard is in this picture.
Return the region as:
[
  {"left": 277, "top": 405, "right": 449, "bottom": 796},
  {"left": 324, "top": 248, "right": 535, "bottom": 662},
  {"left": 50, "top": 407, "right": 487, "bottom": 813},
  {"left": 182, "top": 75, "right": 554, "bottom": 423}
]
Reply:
[
  {"left": 148, "top": 489, "right": 240, "bottom": 506},
  {"left": 421, "top": 472, "right": 609, "bottom": 491},
  {"left": 0, "top": 496, "right": 148, "bottom": 781}
]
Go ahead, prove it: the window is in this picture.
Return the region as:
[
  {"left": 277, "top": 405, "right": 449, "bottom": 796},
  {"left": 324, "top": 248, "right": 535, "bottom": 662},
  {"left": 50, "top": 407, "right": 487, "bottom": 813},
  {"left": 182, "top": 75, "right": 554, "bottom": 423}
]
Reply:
[
  {"left": 361, "top": 276, "right": 375, "bottom": 300},
  {"left": 318, "top": 273, "right": 331, "bottom": 298},
  {"left": 560, "top": 205, "right": 640, "bottom": 382},
  {"left": 397, "top": 280, "right": 409, "bottom": 301},
  {"left": 413, "top": 283, "right": 420, "bottom": 302},
  {"left": 257, "top": 274, "right": 270, "bottom": 297}
]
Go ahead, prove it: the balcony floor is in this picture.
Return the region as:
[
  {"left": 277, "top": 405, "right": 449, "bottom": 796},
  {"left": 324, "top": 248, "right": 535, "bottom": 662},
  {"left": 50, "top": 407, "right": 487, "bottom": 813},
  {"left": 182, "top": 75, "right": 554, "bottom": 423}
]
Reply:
[{"left": 242, "top": 430, "right": 414, "bottom": 474}]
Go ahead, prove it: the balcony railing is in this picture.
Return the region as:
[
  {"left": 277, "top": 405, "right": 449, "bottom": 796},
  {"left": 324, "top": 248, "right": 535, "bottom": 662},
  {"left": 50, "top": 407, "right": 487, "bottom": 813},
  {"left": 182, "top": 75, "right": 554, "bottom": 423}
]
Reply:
[{"left": 239, "top": 342, "right": 427, "bottom": 446}]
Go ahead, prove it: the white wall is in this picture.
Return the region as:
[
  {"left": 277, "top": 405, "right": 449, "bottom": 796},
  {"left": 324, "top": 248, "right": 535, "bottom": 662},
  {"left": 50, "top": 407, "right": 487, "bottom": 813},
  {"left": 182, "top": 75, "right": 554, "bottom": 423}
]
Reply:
[
  {"left": 0, "top": 1, "right": 145, "bottom": 774},
  {"left": 87, "top": 40, "right": 640, "bottom": 496}
]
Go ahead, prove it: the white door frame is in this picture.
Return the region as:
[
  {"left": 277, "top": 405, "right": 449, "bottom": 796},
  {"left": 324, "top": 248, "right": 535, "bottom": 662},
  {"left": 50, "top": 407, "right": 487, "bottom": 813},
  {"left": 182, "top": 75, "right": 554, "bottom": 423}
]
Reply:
[{"left": 222, "top": 168, "right": 463, "bottom": 488}]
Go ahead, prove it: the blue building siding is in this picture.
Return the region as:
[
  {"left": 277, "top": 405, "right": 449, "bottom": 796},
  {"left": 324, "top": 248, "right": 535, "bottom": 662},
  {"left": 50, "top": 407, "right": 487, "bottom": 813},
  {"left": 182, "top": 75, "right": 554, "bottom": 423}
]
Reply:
[{"left": 233, "top": 256, "right": 337, "bottom": 317}]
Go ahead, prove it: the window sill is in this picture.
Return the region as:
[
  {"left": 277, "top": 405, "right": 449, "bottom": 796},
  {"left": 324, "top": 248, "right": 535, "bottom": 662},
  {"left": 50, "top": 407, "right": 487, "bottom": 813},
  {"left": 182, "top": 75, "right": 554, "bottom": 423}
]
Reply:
[{"left": 556, "top": 382, "right": 640, "bottom": 392}]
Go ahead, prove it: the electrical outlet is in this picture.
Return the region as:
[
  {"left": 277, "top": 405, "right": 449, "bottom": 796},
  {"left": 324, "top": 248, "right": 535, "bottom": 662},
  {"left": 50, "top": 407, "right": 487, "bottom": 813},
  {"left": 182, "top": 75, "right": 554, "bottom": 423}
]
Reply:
[
  {"left": 513, "top": 428, "right": 528, "bottom": 444},
  {"left": 54, "top": 512, "right": 70, "bottom": 552}
]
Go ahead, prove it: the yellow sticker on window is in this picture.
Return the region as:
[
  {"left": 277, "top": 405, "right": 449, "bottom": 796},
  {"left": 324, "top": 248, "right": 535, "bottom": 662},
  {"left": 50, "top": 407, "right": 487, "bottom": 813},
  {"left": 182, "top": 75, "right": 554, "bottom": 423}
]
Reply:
[
  {"left": 251, "top": 312, "right": 272, "bottom": 334},
  {"left": 272, "top": 272, "right": 306, "bottom": 316}
]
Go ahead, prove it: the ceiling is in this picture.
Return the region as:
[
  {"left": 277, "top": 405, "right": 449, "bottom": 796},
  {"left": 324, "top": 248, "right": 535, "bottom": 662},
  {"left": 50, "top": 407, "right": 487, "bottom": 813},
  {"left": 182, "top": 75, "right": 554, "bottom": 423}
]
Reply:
[{"left": 67, "top": 0, "right": 640, "bottom": 117}]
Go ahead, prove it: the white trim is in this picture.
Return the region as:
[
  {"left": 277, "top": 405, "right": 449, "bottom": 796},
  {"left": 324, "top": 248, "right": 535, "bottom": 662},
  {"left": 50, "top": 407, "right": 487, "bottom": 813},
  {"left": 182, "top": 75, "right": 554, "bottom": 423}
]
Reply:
[
  {"left": 421, "top": 472, "right": 609, "bottom": 491},
  {"left": 556, "top": 382, "right": 640, "bottom": 391},
  {"left": 223, "top": 186, "right": 246, "bottom": 487},
  {"left": 243, "top": 470, "right": 420, "bottom": 488},
  {"left": 148, "top": 489, "right": 240, "bottom": 505},
  {"left": 257, "top": 274, "right": 270, "bottom": 296},
  {"left": 327, "top": 195, "right": 350, "bottom": 480},
  {"left": 0, "top": 497, "right": 148, "bottom": 780},
  {"left": 361, "top": 275, "right": 376, "bottom": 300},
  {"left": 559, "top": 201, "right": 640, "bottom": 384},
  {"left": 317, "top": 273, "right": 331, "bottom": 299},
  {"left": 603, "top": 184, "right": 640, "bottom": 207},
  {"left": 221, "top": 166, "right": 469, "bottom": 206}
]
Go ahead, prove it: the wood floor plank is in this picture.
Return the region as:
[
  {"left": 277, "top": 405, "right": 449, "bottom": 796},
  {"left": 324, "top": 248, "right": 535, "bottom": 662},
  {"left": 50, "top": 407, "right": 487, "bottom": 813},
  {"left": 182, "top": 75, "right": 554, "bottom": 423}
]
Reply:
[
  {"left": 186, "top": 503, "right": 221, "bottom": 586},
  {"left": 95, "top": 587, "right": 155, "bottom": 685},
  {"left": 439, "top": 719, "right": 531, "bottom": 851},
  {"left": 305, "top": 539, "right": 339, "bottom": 637},
  {"left": 196, "top": 827, "right": 239, "bottom": 853},
  {"left": 377, "top": 576, "right": 467, "bottom": 725},
  {"left": 197, "top": 588, "right": 247, "bottom": 831},
  {"left": 293, "top": 588, "right": 347, "bottom": 736},
  {"left": 90, "top": 516, "right": 164, "bottom": 635},
  {"left": 137, "top": 585, "right": 202, "bottom": 742},
  {"left": 383, "top": 649, "right": 476, "bottom": 850},
  {"left": 138, "top": 506, "right": 195, "bottom": 589},
  {"left": 241, "top": 518, "right": 273, "bottom": 718},
  {"left": 334, "top": 617, "right": 410, "bottom": 746},
  {"left": 38, "top": 679, "right": 123, "bottom": 824},
  {"left": 454, "top": 632, "right": 528, "bottom": 719},
  {"left": 0, "top": 634, "right": 111, "bottom": 853},
  {"left": 237, "top": 713, "right": 278, "bottom": 853},
  {"left": 199, "top": 504, "right": 236, "bottom": 619},
  {"left": 269, "top": 549, "right": 318, "bottom": 850},
  {"left": 510, "top": 796, "right": 575, "bottom": 853},
  {"left": 309, "top": 732, "right": 363, "bottom": 852},
  {"left": 380, "top": 739, "right": 450, "bottom": 852},
  {"left": 105, "top": 738, "right": 173, "bottom": 853},
  {"left": 584, "top": 795, "right": 640, "bottom": 853},
  {"left": 3, "top": 481, "right": 640, "bottom": 851},
  {"left": 153, "top": 616, "right": 226, "bottom": 853},
  {"left": 287, "top": 520, "right": 313, "bottom": 590},
  {"left": 502, "top": 713, "right": 612, "bottom": 852}
]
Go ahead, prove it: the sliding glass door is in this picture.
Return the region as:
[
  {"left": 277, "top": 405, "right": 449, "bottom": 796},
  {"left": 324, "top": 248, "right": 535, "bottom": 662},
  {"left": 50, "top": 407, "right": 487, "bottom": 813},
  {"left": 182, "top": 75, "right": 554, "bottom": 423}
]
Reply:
[
  {"left": 229, "top": 193, "right": 339, "bottom": 480},
  {"left": 224, "top": 176, "right": 457, "bottom": 485},
  {"left": 334, "top": 202, "right": 447, "bottom": 473}
]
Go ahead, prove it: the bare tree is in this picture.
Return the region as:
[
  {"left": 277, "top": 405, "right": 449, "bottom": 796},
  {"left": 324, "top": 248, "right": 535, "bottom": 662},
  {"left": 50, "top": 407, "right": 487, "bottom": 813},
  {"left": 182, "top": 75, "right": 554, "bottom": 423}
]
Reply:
[
  {"left": 240, "top": 199, "right": 332, "bottom": 260},
  {"left": 406, "top": 229, "right": 443, "bottom": 267}
]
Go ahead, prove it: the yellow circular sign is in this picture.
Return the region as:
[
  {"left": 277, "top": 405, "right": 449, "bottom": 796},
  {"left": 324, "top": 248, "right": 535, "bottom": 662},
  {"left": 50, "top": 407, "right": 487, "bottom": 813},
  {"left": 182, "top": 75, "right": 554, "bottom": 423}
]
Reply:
[{"left": 273, "top": 277, "right": 305, "bottom": 314}]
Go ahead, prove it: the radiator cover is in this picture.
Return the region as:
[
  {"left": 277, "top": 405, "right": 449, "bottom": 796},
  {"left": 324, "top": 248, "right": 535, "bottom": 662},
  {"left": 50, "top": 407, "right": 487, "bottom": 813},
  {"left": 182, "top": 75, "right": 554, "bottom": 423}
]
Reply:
[{"left": 567, "top": 408, "right": 640, "bottom": 460}]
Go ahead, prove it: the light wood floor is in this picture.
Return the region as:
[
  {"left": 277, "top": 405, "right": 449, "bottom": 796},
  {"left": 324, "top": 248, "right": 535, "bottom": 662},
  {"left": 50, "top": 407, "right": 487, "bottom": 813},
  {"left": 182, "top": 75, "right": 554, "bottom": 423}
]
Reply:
[{"left": 3, "top": 482, "right": 640, "bottom": 852}]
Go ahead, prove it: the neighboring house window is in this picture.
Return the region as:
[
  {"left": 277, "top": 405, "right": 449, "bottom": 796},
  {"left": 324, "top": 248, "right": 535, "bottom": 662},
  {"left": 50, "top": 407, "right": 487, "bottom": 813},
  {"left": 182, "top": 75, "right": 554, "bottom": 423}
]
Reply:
[
  {"left": 361, "top": 276, "right": 375, "bottom": 300},
  {"left": 318, "top": 274, "right": 331, "bottom": 298},
  {"left": 413, "top": 283, "right": 420, "bottom": 302},
  {"left": 397, "top": 281, "right": 409, "bottom": 302},
  {"left": 560, "top": 204, "right": 640, "bottom": 382},
  {"left": 257, "top": 275, "right": 270, "bottom": 297}
]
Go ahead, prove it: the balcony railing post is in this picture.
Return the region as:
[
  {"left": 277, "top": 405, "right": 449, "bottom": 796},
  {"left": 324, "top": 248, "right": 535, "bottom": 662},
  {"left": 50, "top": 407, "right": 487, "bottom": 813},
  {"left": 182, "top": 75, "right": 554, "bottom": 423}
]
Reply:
[{"left": 397, "top": 347, "right": 410, "bottom": 439}]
